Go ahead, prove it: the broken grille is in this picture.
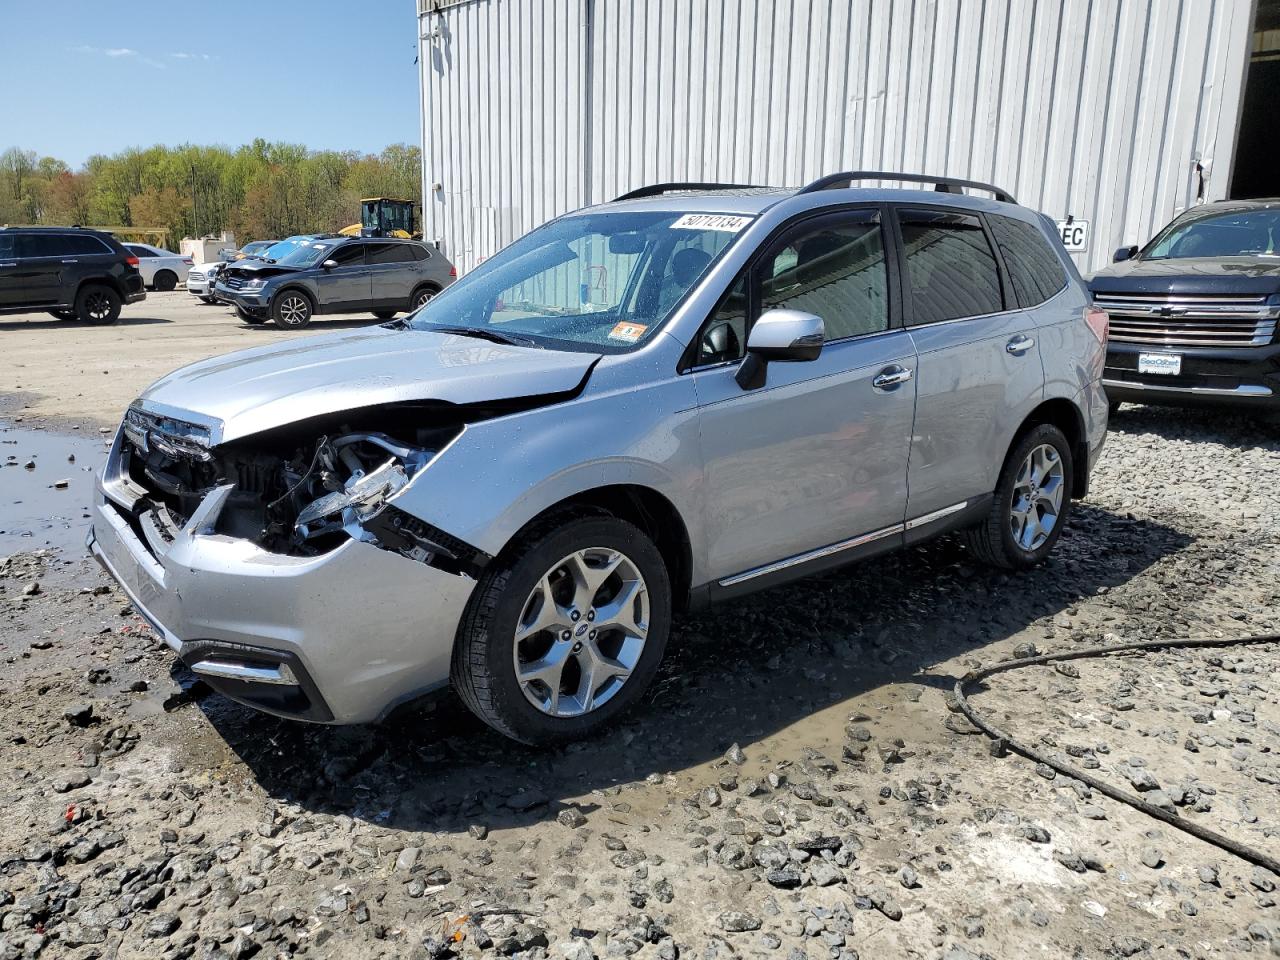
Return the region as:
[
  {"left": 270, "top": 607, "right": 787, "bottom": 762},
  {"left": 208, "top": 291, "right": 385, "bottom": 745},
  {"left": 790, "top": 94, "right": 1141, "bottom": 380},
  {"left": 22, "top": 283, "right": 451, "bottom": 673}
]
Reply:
[{"left": 1094, "top": 292, "right": 1278, "bottom": 348}]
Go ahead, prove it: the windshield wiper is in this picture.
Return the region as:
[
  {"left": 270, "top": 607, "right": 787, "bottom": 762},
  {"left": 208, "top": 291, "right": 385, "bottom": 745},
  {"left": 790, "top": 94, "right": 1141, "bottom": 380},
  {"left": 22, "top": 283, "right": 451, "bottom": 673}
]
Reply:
[{"left": 426, "top": 325, "right": 541, "bottom": 348}]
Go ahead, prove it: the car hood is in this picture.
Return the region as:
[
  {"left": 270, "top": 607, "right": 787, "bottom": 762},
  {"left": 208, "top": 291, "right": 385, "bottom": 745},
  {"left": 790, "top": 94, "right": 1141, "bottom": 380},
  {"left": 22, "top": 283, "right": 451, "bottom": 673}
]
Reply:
[
  {"left": 224, "top": 259, "right": 305, "bottom": 279},
  {"left": 137, "top": 326, "right": 601, "bottom": 443},
  {"left": 1089, "top": 256, "right": 1280, "bottom": 296}
]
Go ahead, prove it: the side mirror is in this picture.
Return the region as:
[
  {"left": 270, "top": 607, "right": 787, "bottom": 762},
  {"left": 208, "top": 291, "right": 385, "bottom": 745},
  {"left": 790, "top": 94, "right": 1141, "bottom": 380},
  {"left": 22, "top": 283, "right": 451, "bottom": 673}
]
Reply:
[
  {"left": 1112, "top": 245, "right": 1138, "bottom": 263},
  {"left": 322, "top": 259, "right": 338, "bottom": 270},
  {"left": 735, "top": 309, "right": 824, "bottom": 390}
]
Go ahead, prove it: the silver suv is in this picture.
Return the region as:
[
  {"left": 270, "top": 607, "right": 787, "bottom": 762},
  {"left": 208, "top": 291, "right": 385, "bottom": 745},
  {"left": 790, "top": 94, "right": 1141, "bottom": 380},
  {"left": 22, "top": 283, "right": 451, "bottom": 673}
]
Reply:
[{"left": 89, "top": 172, "right": 1108, "bottom": 744}]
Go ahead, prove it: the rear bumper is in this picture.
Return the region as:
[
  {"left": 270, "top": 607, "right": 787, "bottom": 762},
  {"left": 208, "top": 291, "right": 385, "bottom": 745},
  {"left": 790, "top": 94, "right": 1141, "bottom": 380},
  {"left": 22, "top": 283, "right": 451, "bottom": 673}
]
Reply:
[
  {"left": 124, "top": 274, "right": 146, "bottom": 303},
  {"left": 88, "top": 436, "right": 478, "bottom": 724},
  {"left": 1104, "top": 340, "right": 1280, "bottom": 409}
]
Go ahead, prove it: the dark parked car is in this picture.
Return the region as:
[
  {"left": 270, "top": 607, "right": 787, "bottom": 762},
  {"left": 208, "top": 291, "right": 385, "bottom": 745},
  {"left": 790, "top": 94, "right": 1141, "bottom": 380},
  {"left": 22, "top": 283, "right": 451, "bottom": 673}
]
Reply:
[
  {"left": 0, "top": 226, "right": 146, "bottom": 324},
  {"left": 1091, "top": 199, "right": 1280, "bottom": 415},
  {"left": 213, "top": 235, "right": 456, "bottom": 328}
]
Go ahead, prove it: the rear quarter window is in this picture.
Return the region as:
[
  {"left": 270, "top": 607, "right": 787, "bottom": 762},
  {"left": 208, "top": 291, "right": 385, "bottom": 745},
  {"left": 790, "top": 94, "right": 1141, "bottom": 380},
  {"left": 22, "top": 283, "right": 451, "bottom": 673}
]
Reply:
[{"left": 988, "top": 215, "right": 1068, "bottom": 307}]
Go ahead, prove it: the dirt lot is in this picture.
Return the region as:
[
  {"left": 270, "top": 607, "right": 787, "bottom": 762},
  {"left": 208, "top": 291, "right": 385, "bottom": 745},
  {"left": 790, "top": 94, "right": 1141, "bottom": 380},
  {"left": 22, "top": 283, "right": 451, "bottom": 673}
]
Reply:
[
  {"left": 2, "top": 291, "right": 391, "bottom": 429},
  {"left": 2, "top": 297, "right": 1280, "bottom": 959}
]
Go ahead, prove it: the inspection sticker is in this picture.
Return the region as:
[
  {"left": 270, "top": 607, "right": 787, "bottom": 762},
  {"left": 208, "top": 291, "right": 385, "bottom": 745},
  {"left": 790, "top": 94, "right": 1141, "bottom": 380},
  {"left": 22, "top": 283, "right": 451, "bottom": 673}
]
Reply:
[
  {"left": 608, "top": 321, "right": 649, "bottom": 343},
  {"left": 671, "top": 213, "right": 753, "bottom": 232}
]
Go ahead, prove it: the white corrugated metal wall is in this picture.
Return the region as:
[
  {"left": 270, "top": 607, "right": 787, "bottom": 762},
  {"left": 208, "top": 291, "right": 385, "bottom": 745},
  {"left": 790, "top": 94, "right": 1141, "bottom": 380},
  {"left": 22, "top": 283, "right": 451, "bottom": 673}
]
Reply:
[{"left": 418, "top": 0, "right": 1255, "bottom": 274}]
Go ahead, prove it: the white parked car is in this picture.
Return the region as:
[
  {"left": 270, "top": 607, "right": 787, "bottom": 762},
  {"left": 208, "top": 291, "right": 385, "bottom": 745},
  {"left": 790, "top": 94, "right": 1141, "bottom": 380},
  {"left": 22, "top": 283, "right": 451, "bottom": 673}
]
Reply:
[
  {"left": 124, "top": 244, "right": 194, "bottom": 291},
  {"left": 184, "top": 262, "right": 224, "bottom": 303}
]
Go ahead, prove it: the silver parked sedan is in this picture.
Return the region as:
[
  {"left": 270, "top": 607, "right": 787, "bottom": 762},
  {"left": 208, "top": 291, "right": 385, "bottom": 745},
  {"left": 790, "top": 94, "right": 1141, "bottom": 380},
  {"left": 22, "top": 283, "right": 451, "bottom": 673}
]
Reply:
[{"left": 89, "top": 172, "right": 1108, "bottom": 744}]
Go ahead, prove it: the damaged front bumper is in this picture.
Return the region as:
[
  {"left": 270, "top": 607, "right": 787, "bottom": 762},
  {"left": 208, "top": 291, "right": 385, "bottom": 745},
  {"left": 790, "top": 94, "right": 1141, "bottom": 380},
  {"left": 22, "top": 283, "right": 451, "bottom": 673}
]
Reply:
[{"left": 88, "top": 427, "right": 479, "bottom": 725}]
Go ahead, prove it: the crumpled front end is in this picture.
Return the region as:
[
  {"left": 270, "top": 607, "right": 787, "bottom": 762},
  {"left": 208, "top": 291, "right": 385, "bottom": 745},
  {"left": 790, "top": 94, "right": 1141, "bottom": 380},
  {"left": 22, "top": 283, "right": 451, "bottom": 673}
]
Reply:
[{"left": 89, "top": 402, "right": 486, "bottom": 724}]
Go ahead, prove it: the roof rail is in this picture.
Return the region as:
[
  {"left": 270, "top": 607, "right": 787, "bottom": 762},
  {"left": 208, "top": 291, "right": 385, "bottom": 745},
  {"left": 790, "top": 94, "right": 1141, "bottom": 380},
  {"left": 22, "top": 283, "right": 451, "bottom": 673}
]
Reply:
[
  {"left": 797, "top": 171, "right": 1017, "bottom": 204},
  {"left": 614, "top": 181, "right": 767, "bottom": 201}
]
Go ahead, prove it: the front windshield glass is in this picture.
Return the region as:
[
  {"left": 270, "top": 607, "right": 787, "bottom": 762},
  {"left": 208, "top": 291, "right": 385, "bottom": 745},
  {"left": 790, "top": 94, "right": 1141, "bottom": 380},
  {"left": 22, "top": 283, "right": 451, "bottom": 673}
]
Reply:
[
  {"left": 1144, "top": 209, "right": 1280, "bottom": 259},
  {"left": 272, "top": 240, "right": 340, "bottom": 268},
  {"left": 404, "top": 210, "right": 750, "bottom": 351}
]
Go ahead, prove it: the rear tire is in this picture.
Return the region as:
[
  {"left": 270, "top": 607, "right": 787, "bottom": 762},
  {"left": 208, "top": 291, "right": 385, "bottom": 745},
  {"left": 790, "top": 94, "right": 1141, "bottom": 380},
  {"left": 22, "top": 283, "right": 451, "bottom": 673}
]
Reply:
[
  {"left": 964, "top": 423, "right": 1073, "bottom": 570},
  {"left": 154, "top": 270, "right": 178, "bottom": 292},
  {"left": 373, "top": 309, "right": 396, "bottom": 320},
  {"left": 75, "top": 284, "right": 121, "bottom": 325},
  {"left": 271, "top": 291, "right": 313, "bottom": 329},
  {"left": 409, "top": 285, "right": 439, "bottom": 312},
  {"left": 452, "top": 513, "right": 672, "bottom": 746}
]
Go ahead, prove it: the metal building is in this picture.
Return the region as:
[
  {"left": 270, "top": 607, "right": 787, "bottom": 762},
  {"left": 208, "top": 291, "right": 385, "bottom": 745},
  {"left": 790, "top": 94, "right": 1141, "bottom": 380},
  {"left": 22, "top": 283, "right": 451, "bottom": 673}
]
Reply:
[{"left": 417, "top": 0, "right": 1278, "bottom": 274}]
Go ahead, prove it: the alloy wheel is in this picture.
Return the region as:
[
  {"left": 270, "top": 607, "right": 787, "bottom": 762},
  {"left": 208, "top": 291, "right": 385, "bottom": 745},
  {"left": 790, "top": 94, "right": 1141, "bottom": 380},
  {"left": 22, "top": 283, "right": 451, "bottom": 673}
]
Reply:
[
  {"left": 1009, "top": 443, "right": 1065, "bottom": 551},
  {"left": 415, "top": 290, "right": 435, "bottom": 309},
  {"left": 85, "top": 292, "right": 112, "bottom": 321},
  {"left": 278, "top": 295, "right": 310, "bottom": 325},
  {"left": 513, "top": 547, "right": 649, "bottom": 717}
]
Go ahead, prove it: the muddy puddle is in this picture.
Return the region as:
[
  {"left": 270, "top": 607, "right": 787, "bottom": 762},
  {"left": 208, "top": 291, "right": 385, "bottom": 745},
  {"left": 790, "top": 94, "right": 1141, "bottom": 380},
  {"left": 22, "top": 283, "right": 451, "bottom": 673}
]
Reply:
[{"left": 0, "top": 422, "right": 111, "bottom": 556}]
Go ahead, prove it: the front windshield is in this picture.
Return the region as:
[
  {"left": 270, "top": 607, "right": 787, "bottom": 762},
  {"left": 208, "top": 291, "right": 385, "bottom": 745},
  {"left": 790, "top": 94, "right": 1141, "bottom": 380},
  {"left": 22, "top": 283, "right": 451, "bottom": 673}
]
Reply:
[
  {"left": 404, "top": 210, "right": 750, "bottom": 350},
  {"left": 1143, "top": 209, "right": 1280, "bottom": 260},
  {"left": 272, "top": 240, "right": 340, "bottom": 268}
]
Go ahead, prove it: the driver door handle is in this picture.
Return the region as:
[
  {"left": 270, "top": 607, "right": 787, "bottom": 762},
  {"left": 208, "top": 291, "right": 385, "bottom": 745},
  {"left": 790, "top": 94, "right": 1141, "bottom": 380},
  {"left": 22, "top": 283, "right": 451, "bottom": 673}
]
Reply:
[
  {"left": 1006, "top": 335, "right": 1036, "bottom": 355},
  {"left": 872, "top": 365, "right": 913, "bottom": 390}
]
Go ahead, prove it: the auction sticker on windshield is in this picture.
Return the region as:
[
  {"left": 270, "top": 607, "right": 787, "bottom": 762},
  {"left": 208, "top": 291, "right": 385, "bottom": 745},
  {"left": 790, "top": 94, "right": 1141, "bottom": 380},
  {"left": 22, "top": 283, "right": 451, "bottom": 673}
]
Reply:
[
  {"left": 671, "top": 214, "right": 753, "bottom": 232},
  {"left": 609, "top": 321, "right": 648, "bottom": 343}
]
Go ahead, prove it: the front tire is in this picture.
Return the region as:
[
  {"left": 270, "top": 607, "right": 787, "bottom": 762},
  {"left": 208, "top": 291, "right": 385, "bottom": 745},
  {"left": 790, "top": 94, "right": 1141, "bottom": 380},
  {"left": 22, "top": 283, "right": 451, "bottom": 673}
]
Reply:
[
  {"left": 153, "top": 270, "right": 178, "bottom": 292},
  {"left": 271, "top": 291, "right": 313, "bottom": 329},
  {"left": 964, "top": 423, "right": 1073, "bottom": 570},
  {"left": 236, "top": 305, "right": 267, "bottom": 325},
  {"left": 75, "top": 284, "right": 121, "bottom": 325},
  {"left": 452, "top": 514, "right": 672, "bottom": 745}
]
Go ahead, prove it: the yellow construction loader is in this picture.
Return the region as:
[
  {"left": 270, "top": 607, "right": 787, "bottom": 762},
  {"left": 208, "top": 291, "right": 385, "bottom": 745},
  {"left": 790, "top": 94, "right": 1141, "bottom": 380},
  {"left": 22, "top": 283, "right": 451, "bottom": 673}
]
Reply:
[{"left": 339, "top": 198, "right": 419, "bottom": 239}]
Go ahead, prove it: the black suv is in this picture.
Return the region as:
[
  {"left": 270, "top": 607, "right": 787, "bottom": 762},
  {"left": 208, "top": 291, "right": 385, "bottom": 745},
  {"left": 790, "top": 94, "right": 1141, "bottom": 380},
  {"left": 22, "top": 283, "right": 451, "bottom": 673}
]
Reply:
[
  {"left": 0, "top": 227, "right": 146, "bottom": 324},
  {"left": 1090, "top": 199, "right": 1280, "bottom": 415}
]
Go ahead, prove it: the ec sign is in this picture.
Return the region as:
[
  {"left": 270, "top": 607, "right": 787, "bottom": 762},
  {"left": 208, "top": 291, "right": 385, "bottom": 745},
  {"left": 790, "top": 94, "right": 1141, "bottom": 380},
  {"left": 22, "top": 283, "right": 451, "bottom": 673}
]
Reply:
[{"left": 1055, "top": 218, "right": 1090, "bottom": 253}]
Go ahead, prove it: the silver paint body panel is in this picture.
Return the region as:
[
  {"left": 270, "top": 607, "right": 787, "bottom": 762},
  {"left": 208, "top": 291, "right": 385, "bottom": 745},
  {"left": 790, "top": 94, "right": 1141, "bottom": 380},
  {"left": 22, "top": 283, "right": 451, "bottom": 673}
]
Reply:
[{"left": 91, "top": 188, "right": 1106, "bottom": 724}]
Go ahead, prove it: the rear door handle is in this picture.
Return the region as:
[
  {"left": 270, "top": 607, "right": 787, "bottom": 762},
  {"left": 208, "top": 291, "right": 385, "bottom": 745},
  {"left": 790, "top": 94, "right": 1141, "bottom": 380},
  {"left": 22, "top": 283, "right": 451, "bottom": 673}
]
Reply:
[
  {"left": 872, "top": 365, "right": 914, "bottom": 390},
  {"left": 1006, "top": 335, "right": 1035, "bottom": 355}
]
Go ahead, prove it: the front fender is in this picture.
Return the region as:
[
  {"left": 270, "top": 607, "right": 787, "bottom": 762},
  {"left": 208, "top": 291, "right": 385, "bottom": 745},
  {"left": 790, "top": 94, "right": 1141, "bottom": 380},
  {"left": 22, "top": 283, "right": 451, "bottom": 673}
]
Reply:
[{"left": 389, "top": 358, "right": 706, "bottom": 579}]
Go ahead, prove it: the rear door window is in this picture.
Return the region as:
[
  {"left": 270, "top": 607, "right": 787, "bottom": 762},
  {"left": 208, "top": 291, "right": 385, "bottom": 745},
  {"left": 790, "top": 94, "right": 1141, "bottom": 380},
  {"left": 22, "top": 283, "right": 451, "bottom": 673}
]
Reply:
[
  {"left": 64, "top": 235, "right": 112, "bottom": 256},
  {"left": 988, "top": 214, "right": 1067, "bottom": 307},
  {"left": 18, "top": 234, "right": 74, "bottom": 258},
  {"left": 365, "top": 242, "right": 415, "bottom": 265},
  {"left": 897, "top": 209, "right": 1004, "bottom": 324}
]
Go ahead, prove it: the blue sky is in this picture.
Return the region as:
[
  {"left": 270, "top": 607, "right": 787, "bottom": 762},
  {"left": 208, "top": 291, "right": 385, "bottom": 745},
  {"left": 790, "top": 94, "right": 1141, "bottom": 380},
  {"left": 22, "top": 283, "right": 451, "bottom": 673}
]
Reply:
[{"left": 0, "top": 1, "right": 422, "bottom": 166}]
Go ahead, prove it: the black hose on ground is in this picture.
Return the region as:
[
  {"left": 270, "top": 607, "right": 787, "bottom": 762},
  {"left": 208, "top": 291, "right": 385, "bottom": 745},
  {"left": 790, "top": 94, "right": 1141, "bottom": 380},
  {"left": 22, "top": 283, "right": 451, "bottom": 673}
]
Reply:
[{"left": 952, "top": 633, "right": 1280, "bottom": 877}]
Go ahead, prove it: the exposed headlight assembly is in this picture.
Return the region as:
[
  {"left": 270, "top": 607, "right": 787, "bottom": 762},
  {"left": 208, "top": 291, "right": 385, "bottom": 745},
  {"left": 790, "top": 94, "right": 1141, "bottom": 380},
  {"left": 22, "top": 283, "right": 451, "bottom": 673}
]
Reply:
[{"left": 241, "top": 278, "right": 267, "bottom": 291}]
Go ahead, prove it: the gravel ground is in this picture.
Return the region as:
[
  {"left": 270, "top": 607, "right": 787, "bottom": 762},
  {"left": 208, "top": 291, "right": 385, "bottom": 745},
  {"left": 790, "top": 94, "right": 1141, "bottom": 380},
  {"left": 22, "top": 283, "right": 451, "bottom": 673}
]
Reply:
[{"left": 1, "top": 403, "right": 1278, "bottom": 960}]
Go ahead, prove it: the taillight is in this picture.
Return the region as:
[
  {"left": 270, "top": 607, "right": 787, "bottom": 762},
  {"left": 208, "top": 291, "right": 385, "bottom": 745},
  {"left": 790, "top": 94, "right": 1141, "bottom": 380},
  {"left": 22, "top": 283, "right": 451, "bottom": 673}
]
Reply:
[
  {"left": 449, "top": 265, "right": 457, "bottom": 278},
  {"left": 1085, "top": 306, "right": 1109, "bottom": 344},
  {"left": 124, "top": 255, "right": 139, "bottom": 267}
]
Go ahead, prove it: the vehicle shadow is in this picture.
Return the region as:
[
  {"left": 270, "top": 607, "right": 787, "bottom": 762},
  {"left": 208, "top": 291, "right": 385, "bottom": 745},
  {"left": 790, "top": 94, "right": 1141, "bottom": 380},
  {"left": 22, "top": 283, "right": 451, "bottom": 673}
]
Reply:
[
  {"left": 1110, "top": 402, "right": 1279, "bottom": 451},
  {"left": 0, "top": 315, "right": 172, "bottom": 331},
  {"left": 189, "top": 502, "right": 1191, "bottom": 835}
]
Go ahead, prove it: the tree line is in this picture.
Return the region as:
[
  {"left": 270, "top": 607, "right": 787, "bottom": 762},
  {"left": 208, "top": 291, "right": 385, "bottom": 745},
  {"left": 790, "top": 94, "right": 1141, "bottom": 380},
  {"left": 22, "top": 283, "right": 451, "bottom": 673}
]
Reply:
[{"left": 0, "top": 141, "right": 422, "bottom": 247}]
